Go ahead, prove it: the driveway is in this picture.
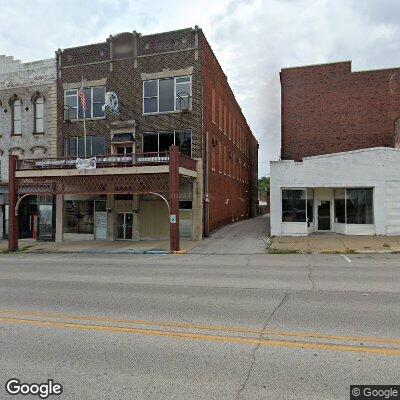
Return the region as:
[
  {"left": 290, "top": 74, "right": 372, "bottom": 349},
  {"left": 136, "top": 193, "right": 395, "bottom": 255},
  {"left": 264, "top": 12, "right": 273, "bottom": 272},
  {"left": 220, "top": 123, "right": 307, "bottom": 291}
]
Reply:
[{"left": 191, "top": 215, "right": 269, "bottom": 254}]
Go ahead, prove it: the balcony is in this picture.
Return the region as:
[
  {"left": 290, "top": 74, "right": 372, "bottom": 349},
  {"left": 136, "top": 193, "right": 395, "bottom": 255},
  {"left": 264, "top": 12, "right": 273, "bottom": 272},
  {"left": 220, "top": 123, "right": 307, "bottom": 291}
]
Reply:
[{"left": 16, "top": 151, "right": 197, "bottom": 178}]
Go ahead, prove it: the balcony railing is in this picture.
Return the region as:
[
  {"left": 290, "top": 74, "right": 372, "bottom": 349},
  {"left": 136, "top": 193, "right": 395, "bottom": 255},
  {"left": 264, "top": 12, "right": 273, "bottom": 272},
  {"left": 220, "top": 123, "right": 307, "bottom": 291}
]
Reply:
[{"left": 16, "top": 152, "right": 197, "bottom": 172}]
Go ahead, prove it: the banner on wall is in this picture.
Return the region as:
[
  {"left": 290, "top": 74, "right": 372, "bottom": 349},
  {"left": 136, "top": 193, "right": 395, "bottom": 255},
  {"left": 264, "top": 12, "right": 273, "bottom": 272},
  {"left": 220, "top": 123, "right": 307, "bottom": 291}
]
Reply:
[{"left": 76, "top": 157, "right": 97, "bottom": 170}]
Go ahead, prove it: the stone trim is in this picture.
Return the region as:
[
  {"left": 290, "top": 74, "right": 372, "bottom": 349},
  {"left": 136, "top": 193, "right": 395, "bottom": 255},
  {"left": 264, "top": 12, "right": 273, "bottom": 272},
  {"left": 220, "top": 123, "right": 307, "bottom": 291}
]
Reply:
[
  {"left": 141, "top": 66, "right": 194, "bottom": 81},
  {"left": 62, "top": 78, "right": 107, "bottom": 90}
]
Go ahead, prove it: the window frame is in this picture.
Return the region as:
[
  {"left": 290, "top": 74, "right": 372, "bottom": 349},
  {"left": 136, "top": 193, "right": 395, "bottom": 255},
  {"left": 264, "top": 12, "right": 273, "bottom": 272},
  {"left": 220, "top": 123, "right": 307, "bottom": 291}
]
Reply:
[
  {"left": 12, "top": 98, "right": 22, "bottom": 135},
  {"left": 142, "top": 130, "right": 192, "bottom": 158},
  {"left": 281, "top": 188, "right": 313, "bottom": 223},
  {"left": 64, "top": 136, "right": 106, "bottom": 157},
  {"left": 33, "top": 95, "right": 45, "bottom": 133},
  {"left": 142, "top": 76, "right": 192, "bottom": 115},
  {"left": 63, "top": 86, "right": 105, "bottom": 121}
]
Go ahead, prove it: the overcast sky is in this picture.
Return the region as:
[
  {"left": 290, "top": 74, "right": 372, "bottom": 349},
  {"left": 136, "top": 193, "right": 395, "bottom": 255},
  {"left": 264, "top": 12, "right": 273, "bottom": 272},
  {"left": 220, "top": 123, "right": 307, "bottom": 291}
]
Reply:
[{"left": 1, "top": 0, "right": 400, "bottom": 176}]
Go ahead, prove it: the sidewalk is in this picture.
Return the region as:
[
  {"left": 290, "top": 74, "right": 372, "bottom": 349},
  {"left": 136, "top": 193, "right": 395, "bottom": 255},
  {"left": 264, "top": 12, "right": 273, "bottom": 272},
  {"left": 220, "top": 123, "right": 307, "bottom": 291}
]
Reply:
[
  {"left": 0, "top": 239, "right": 197, "bottom": 254},
  {"left": 269, "top": 234, "right": 400, "bottom": 254}
]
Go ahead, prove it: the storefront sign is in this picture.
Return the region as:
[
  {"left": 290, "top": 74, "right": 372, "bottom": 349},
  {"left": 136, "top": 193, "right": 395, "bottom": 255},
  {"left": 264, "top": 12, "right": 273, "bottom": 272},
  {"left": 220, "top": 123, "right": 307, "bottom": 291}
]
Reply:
[{"left": 76, "top": 157, "right": 97, "bottom": 170}]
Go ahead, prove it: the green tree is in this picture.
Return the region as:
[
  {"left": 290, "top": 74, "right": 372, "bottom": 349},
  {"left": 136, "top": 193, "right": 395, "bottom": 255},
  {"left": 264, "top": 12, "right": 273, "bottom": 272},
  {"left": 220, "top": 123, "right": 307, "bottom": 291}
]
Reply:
[{"left": 258, "top": 176, "right": 270, "bottom": 192}]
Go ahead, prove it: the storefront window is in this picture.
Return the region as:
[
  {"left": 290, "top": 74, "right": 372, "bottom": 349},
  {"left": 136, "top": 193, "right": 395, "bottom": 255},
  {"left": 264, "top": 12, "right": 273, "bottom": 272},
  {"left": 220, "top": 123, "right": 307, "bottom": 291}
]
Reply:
[
  {"left": 64, "top": 201, "right": 94, "bottom": 234},
  {"left": 282, "top": 189, "right": 306, "bottom": 222},
  {"left": 334, "top": 188, "right": 346, "bottom": 223},
  {"left": 307, "top": 189, "right": 314, "bottom": 223},
  {"left": 38, "top": 196, "right": 54, "bottom": 239},
  {"left": 346, "top": 188, "right": 373, "bottom": 224}
]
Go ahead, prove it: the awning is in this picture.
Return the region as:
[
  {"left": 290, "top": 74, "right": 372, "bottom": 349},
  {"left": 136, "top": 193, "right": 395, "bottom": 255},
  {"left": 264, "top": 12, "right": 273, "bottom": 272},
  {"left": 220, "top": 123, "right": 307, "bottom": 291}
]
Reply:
[{"left": 111, "top": 133, "right": 135, "bottom": 143}]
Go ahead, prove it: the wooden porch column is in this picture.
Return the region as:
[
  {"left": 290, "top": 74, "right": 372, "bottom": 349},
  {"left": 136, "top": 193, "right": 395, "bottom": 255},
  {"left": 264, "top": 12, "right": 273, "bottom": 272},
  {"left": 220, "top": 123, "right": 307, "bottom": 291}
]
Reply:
[
  {"left": 8, "top": 155, "right": 18, "bottom": 252},
  {"left": 169, "top": 145, "right": 180, "bottom": 251}
]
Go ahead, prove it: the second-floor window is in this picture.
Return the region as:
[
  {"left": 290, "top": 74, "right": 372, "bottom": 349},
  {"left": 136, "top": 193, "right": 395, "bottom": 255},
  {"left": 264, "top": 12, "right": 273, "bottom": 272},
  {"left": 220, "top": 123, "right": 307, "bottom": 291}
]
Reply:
[
  {"left": 64, "top": 136, "right": 105, "bottom": 157},
  {"left": 12, "top": 99, "right": 22, "bottom": 135},
  {"left": 34, "top": 95, "right": 45, "bottom": 133},
  {"left": 143, "top": 76, "right": 192, "bottom": 114},
  {"left": 64, "top": 87, "right": 105, "bottom": 120},
  {"left": 142, "top": 130, "right": 192, "bottom": 157}
]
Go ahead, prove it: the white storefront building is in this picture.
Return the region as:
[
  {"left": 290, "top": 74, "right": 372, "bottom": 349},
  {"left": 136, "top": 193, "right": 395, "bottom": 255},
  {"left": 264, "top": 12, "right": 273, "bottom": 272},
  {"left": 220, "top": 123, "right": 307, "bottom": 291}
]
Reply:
[{"left": 270, "top": 147, "right": 400, "bottom": 236}]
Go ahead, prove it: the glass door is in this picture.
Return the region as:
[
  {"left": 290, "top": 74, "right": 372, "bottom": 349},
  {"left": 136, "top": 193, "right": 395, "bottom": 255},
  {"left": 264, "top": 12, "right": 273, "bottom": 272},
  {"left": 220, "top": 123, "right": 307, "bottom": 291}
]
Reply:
[
  {"left": 317, "top": 201, "right": 331, "bottom": 231},
  {"left": 116, "top": 213, "right": 133, "bottom": 240}
]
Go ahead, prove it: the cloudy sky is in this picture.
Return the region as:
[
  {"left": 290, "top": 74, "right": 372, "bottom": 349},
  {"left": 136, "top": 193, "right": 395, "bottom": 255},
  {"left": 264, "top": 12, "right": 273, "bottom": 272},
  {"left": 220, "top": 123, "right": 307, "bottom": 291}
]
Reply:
[{"left": 1, "top": 0, "right": 400, "bottom": 176}]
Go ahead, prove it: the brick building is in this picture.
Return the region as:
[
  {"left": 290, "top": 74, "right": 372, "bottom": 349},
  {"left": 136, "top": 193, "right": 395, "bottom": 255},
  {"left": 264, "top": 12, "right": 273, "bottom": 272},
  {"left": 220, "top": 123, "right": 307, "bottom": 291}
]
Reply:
[
  {"left": 271, "top": 61, "right": 400, "bottom": 237},
  {"left": 280, "top": 61, "right": 400, "bottom": 161},
  {"left": 0, "top": 55, "right": 56, "bottom": 240},
  {"left": 8, "top": 27, "right": 258, "bottom": 250}
]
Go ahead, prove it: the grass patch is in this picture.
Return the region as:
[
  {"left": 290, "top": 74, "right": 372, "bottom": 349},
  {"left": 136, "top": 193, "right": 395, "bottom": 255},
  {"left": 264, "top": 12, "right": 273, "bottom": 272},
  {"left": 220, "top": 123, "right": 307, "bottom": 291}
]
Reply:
[{"left": 268, "top": 247, "right": 302, "bottom": 254}]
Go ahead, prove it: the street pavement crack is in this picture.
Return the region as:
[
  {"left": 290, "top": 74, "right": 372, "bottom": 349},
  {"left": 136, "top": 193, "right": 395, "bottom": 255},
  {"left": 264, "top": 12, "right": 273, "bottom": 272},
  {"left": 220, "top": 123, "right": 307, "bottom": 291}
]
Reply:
[
  {"left": 234, "top": 291, "right": 289, "bottom": 400},
  {"left": 307, "top": 264, "right": 316, "bottom": 290}
]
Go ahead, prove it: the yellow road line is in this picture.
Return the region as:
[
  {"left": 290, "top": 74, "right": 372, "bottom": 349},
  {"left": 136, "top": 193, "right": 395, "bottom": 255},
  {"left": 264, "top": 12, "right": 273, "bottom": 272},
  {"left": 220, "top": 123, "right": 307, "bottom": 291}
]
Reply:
[
  {"left": 0, "top": 316, "right": 399, "bottom": 356},
  {"left": 0, "top": 308, "right": 398, "bottom": 346}
]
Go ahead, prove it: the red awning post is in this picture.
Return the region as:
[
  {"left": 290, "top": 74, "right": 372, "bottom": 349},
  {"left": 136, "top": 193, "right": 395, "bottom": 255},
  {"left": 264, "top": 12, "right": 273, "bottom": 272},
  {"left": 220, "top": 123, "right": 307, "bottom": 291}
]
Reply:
[
  {"left": 169, "top": 146, "right": 180, "bottom": 252},
  {"left": 8, "top": 155, "right": 18, "bottom": 252}
]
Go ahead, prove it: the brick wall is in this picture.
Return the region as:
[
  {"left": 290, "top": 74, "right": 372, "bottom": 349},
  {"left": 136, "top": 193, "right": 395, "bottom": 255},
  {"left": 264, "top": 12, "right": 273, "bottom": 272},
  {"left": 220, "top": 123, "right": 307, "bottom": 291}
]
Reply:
[
  {"left": 280, "top": 61, "right": 400, "bottom": 161},
  {"left": 200, "top": 33, "right": 258, "bottom": 231},
  {"left": 56, "top": 27, "right": 258, "bottom": 234}
]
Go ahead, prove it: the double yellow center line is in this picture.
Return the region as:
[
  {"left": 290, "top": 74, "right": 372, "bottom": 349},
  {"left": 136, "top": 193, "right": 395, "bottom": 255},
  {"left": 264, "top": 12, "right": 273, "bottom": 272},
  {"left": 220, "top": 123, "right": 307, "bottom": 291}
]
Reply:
[{"left": 0, "top": 309, "right": 399, "bottom": 356}]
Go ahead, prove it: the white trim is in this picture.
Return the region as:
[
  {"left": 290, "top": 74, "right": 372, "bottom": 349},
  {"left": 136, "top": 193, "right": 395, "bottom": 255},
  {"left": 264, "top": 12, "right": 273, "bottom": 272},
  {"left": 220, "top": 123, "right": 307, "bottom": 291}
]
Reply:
[{"left": 142, "top": 75, "right": 192, "bottom": 115}]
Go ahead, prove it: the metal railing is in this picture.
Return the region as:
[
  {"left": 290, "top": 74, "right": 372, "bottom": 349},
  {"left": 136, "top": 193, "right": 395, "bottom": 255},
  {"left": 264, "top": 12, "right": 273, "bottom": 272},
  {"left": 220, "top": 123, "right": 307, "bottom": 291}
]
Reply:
[{"left": 16, "top": 152, "right": 171, "bottom": 171}]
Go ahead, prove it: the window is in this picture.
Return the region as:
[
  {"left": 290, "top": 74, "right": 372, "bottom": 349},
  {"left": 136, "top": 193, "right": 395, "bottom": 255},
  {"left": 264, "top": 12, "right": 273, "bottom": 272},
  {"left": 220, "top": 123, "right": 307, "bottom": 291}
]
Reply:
[
  {"left": 64, "top": 87, "right": 105, "bottom": 120},
  {"left": 346, "top": 188, "right": 373, "bottom": 224},
  {"left": 34, "top": 95, "right": 45, "bottom": 133},
  {"left": 142, "top": 130, "right": 192, "bottom": 157},
  {"left": 115, "top": 146, "right": 133, "bottom": 155},
  {"left": 143, "top": 76, "right": 192, "bottom": 114},
  {"left": 64, "top": 136, "right": 105, "bottom": 157},
  {"left": 334, "top": 189, "right": 346, "bottom": 223},
  {"left": 64, "top": 200, "right": 94, "bottom": 234},
  {"left": 218, "top": 98, "right": 222, "bottom": 129},
  {"left": 282, "top": 189, "right": 306, "bottom": 222},
  {"left": 12, "top": 99, "right": 22, "bottom": 135},
  {"left": 307, "top": 189, "right": 314, "bottom": 222},
  {"left": 334, "top": 188, "right": 373, "bottom": 224}
]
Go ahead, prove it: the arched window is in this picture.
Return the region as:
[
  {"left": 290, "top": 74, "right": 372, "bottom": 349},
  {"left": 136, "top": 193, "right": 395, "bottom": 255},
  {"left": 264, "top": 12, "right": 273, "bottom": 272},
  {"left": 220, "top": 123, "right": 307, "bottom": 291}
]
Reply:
[
  {"left": 33, "top": 93, "right": 45, "bottom": 133},
  {"left": 10, "top": 95, "right": 22, "bottom": 135}
]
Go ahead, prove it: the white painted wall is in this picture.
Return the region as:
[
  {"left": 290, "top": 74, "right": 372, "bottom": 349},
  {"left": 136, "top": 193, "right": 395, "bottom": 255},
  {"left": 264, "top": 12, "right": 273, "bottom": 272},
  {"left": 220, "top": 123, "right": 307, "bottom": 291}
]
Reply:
[{"left": 270, "top": 148, "right": 400, "bottom": 236}]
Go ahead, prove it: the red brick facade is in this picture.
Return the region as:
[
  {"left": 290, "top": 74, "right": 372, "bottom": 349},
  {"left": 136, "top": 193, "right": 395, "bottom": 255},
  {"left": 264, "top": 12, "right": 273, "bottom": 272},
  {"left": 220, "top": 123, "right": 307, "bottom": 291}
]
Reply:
[
  {"left": 280, "top": 61, "right": 400, "bottom": 161},
  {"left": 200, "top": 35, "right": 258, "bottom": 232},
  {"left": 56, "top": 27, "right": 258, "bottom": 236}
]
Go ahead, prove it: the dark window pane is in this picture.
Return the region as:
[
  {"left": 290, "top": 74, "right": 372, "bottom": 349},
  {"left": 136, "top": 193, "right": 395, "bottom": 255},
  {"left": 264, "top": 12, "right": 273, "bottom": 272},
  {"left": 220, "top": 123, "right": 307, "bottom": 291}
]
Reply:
[
  {"left": 144, "top": 97, "right": 157, "bottom": 113},
  {"left": 116, "top": 147, "right": 125, "bottom": 155},
  {"left": 159, "top": 78, "right": 174, "bottom": 112},
  {"left": 176, "top": 96, "right": 191, "bottom": 110},
  {"left": 159, "top": 131, "right": 174, "bottom": 152},
  {"left": 78, "top": 137, "right": 86, "bottom": 157},
  {"left": 144, "top": 80, "right": 157, "bottom": 97},
  {"left": 282, "top": 189, "right": 306, "bottom": 222},
  {"left": 143, "top": 133, "right": 158, "bottom": 153},
  {"left": 334, "top": 189, "right": 346, "bottom": 223},
  {"left": 175, "top": 130, "right": 192, "bottom": 156},
  {"left": 307, "top": 189, "right": 314, "bottom": 222},
  {"left": 346, "top": 188, "right": 373, "bottom": 224},
  {"left": 91, "top": 136, "right": 105, "bottom": 156},
  {"left": 93, "top": 103, "right": 104, "bottom": 118},
  {"left": 66, "top": 138, "right": 77, "bottom": 156},
  {"left": 93, "top": 87, "right": 105, "bottom": 102}
]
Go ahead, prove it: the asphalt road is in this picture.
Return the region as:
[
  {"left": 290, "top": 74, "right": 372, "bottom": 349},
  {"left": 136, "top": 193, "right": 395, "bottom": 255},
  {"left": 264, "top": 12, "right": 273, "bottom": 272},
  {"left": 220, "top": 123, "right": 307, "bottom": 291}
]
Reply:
[{"left": 0, "top": 249, "right": 399, "bottom": 400}]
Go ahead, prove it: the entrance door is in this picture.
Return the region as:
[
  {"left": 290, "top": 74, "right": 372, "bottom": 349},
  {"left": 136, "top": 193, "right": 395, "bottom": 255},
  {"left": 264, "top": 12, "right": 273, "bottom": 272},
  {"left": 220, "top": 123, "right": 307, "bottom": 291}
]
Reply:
[
  {"left": 95, "top": 201, "right": 107, "bottom": 240},
  {"left": 318, "top": 201, "right": 331, "bottom": 231},
  {"left": 116, "top": 213, "right": 133, "bottom": 240}
]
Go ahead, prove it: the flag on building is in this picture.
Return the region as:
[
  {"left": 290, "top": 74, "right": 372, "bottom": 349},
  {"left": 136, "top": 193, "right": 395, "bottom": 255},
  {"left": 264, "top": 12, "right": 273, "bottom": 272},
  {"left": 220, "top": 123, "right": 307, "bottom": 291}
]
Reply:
[{"left": 78, "top": 89, "right": 87, "bottom": 111}]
